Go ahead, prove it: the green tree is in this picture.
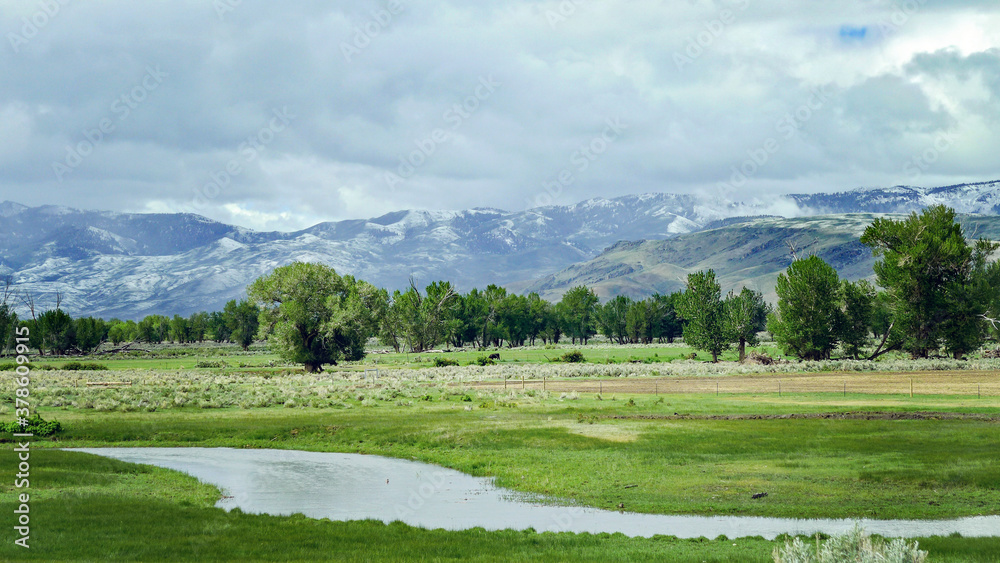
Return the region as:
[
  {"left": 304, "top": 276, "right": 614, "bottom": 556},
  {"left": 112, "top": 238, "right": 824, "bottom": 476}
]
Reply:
[
  {"left": 38, "top": 309, "right": 75, "bottom": 355},
  {"left": 724, "top": 287, "right": 769, "bottom": 362},
  {"left": 108, "top": 320, "right": 139, "bottom": 345},
  {"left": 74, "top": 316, "right": 108, "bottom": 353},
  {"left": 207, "top": 311, "right": 231, "bottom": 343},
  {"left": 598, "top": 295, "right": 632, "bottom": 344},
  {"left": 248, "top": 262, "right": 379, "bottom": 372},
  {"left": 169, "top": 315, "right": 190, "bottom": 343},
  {"left": 560, "top": 286, "right": 599, "bottom": 345},
  {"left": 137, "top": 314, "right": 169, "bottom": 344},
  {"left": 187, "top": 312, "right": 209, "bottom": 342},
  {"left": 838, "top": 280, "right": 875, "bottom": 360},
  {"left": 223, "top": 299, "right": 260, "bottom": 351},
  {"left": 677, "top": 270, "right": 732, "bottom": 362},
  {"left": 768, "top": 256, "right": 842, "bottom": 360},
  {"left": 860, "top": 205, "right": 999, "bottom": 358},
  {"left": 0, "top": 302, "right": 17, "bottom": 356},
  {"left": 625, "top": 299, "right": 653, "bottom": 344}
]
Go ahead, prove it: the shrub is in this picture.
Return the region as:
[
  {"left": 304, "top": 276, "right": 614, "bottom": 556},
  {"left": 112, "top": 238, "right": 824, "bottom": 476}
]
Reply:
[
  {"left": 475, "top": 356, "right": 496, "bottom": 366},
  {"left": 560, "top": 351, "right": 585, "bottom": 363},
  {"left": 60, "top": 362, "right": 109, "bottom": 371},
  {"left": 1, "top": 414, "right": 62, "bottom": 437},
  {"left": 433, "top": 357, "right": 459, "bottom": 367},
  {"left": 195, "top": 360, "right": 227, "bottom": 368},
  {"left": 773, "top": 525, "right": 927, "bottom": 563}
]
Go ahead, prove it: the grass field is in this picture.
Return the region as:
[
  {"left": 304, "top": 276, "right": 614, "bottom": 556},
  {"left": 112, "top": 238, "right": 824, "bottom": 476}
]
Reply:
[{"left": 2, "top": 342, "right": 1000, "bottom": 561}]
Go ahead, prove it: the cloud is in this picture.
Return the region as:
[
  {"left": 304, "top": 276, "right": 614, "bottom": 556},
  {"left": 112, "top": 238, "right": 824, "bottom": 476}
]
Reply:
[{"left": 0, "top": 0, "right": 998, "bottom": 230}]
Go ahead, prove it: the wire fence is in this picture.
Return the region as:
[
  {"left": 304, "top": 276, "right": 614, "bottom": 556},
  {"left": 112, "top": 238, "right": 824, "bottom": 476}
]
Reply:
[{"left": 475, "top": 374, "right": 1000, "bottom": 398}]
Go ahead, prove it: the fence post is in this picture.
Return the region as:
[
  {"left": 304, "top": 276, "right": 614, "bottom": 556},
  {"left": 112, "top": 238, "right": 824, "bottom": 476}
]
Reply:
[
  {"left": 909, "top": 378, "right": 913, "bottom": 398},
  {"left": 600, "top": 381, "right": 602, "bottom": 394},
  {"left": 543, "top": 377, "right": 546, "bottom": 391},
  {"left": 778, "top": 381, "right": 781, "bottom": 397},
  {"left": 716, "top": 381, "right": 719, "bottom": 396},
  {"left": 655, "top": 383, "right": 658, "bottom": 395},
  {"left": 522, "top": 376, "right": 525, "bottom": 390}
]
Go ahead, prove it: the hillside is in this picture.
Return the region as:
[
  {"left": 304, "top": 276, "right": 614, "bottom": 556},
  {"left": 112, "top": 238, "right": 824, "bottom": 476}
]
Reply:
[
  {"left": 2, "top": 179, "right": 999, "bottom": 317},
  {"left": 524, "top": 214, "right": 1000, "bottom": 303}
]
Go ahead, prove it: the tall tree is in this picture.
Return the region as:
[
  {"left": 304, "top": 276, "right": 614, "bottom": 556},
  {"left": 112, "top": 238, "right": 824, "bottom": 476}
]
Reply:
[
  {"left": 768, "top": 255, "right": 842, "bottom": 360},
  {"left": 677, "top": 270, "right": 732, "bottom": 362},
  {"left": 860, "top": 205, "right": 999, "bottom": 358},
  {"left": 838, "top": 280, "right": 875, "bottom": 360},
  {"left": 38, "top": 309, "right": 75, "bottom": 355},
  {"left": 224, "top": 299, "right": 261, "bottom": 351},
  {"left": 74, "top": 317, "right": 108, "bottom": 353},
  {"left": 598, "top": 295, "right": 632, "bottom": 344},
  {"left": 560, "top": 286, "right": 599, "bottom": 345},
  {"left": 724, "top": 287, "right": 769, "bottom": 362},
  {"left": 249, "top": 262, "right": 379, "bottom": 372}
]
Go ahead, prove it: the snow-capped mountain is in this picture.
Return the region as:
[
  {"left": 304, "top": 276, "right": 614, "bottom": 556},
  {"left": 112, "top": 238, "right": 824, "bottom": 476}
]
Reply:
[{"left": 2, "top": 180, "right": 999, "bottom": 318}]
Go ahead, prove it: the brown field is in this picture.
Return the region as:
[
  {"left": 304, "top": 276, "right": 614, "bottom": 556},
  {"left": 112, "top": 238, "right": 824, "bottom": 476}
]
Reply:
[{"left": 472, "top": 369, "right": 1000, "bottom": 397}]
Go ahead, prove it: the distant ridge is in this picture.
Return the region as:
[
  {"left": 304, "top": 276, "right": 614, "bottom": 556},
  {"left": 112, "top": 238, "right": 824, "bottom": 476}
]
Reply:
[{"left": 1, "top": 179, "right": 998, "bottom": 318}]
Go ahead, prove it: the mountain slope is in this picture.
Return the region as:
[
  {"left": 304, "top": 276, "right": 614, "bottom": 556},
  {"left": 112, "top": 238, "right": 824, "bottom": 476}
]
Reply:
[
  {"left": 2, "top": 179, "right": 999, "bottom": 318},
  {"left": 524, "top": 214, "right": 1000, "bottom": 303}
]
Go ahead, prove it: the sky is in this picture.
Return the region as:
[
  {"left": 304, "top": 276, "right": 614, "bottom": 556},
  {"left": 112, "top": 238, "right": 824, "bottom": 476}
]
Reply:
[{"left": 1, "top": 0, "right": 999, "bottom": 231}]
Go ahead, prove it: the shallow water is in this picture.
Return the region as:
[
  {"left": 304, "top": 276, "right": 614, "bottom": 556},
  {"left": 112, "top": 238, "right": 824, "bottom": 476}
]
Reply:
[{"left": 74, "top": 447, "right": 1000, "bottom": 539}]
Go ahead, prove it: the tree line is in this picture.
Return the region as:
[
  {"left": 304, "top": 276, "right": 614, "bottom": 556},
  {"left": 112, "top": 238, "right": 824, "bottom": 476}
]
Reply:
[
  {"left": 678, "top": 205, "right": 1000, "bottom": 362},
  {"left": 0, "top": 297, "right": 262, "bottom": 356},
  {"left": 3, "top": 205, "right": 997, "bottom": 370}
]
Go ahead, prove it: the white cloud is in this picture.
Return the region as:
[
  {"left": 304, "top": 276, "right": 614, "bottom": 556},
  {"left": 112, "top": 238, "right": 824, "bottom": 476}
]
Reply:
[{"left": 0, "top": 0, "right": 998, "bottom": 227}]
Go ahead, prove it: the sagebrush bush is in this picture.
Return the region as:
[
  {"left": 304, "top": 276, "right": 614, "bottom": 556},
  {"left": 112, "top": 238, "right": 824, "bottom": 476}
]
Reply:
[{"left": 773, "top": 525, "right": 927, "bottom": 563}]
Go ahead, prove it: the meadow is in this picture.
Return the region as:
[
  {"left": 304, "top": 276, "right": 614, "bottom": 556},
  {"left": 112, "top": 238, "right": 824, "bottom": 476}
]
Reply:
[{"left": 2, "top": 341, "right": 1000, "bottom": 561}]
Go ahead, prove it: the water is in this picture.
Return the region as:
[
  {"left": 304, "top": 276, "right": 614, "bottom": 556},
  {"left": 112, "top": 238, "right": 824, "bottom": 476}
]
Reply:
[{"left": 73, "top": 447, "right": 1000, "bottom": 540}]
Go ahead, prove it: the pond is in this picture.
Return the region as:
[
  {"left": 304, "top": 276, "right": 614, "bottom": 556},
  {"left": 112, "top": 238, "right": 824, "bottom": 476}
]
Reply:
[{"left": 74, "top": 447, "right": 1000, "bottom": 540}]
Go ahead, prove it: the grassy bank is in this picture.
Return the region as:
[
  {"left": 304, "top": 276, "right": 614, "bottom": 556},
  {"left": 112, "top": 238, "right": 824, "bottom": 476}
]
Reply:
[
  {"left": 2, "top": 449, "right": 998, "bottom": 562},
  {"left": 23, "top": 390, "right": 1000, "bottom": 520}
]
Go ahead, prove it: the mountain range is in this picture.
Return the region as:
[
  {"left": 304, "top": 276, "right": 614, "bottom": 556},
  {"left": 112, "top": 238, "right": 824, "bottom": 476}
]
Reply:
[{"left": 1, "top": 180, "right": 999, "bottom": 318}]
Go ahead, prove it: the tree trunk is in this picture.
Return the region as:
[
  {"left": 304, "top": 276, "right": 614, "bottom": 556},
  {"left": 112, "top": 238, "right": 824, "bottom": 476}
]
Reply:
[{"left": 738, "top": 338, "right": 746, "bottom": 362}]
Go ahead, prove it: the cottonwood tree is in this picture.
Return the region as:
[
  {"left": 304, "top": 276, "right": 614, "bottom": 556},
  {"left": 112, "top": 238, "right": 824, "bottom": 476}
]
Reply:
[
  {"left": 677, "top": 270, "right": 732, "bottom": 362},
  {"left": 223, "top": 299, "right": 260, "bottom": 351},
  {"left": 249, "top": 262, "right": 379, "bottom": 372},
  {"left": 560, "top": 286, "right": 599, "bottom": 345},
  {"left": 860, "top": 205, "right": 999, "bottom": 358},
  {"left": 598, "top": 295, "right": 632, "bottom": 344},
  {"left": 768, "top": 255, "right": 842, "bottom": 360},
  {"left": 724, "top": 287, "right": 769, "bottom": 362},
  {"left": 838, "top": 279, "right": 875, "bottom": 360}
]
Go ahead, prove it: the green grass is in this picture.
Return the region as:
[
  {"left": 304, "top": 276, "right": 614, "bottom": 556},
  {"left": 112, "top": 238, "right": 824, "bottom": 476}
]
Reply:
[
  {"left": 24, "top": 391, "right": 1000, "bottom": 520},
  {"left": 1, "top": 449, "right": 997, "bottom": 562}
]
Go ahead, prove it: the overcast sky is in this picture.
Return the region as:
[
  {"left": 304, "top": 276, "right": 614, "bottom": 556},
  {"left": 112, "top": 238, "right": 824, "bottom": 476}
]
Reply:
[{"left": 1, "top": 0, "right": 998, "bottom": 231}]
